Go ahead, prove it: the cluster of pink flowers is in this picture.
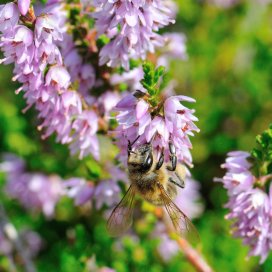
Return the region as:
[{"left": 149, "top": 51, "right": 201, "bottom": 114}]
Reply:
[
  {"left": 1, "top": 154, "right": 63, "bottom": 218},
  {"left": 63, "top": 163, "right": 127, "bottom": 209},
  {"left": 111, "top": 32, "right": 187, "bottom": 92},
  {"left": 0, "top": 2, "right": 101, "bottom": 160},
  {"left": 216, "top": 151, "right": 272, "bottom": 263},
  {"left": 0, "top": 154, "right": 127, "bottom": 217},
  {"left": 0, "top": 226, "right": 42, "bottom": 260},
  {"left": 93, "top": 0, "right": 176, "bottom": 69},
  {"left": 114, "top": 93, "right": 199, "bottom": 166}
]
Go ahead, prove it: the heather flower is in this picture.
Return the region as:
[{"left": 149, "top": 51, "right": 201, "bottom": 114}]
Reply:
[
  {"left": 216, "top": 151, "right": 272, "bottom": 263},
  {"left": 155, "top": 223, "right": 180, "bottom": 262},
  {"left": 78, "top": 64, "right": 96, "bottom": 95},
  {"left": 157, "top": 33, "right": 188, "bottom": 68},
  {"left": 97, "top": 91, "right": 122, "bottom": 117},
  {"left": 0, "top": 3, "right": 19, "bottom": 32},
  {"left": 111, "top": 66, "right": 144, "bottom": 91},
  {"left": 0, "top": 25, "right": 34, "bottom": 66},
  {"left": 0, "top": 153, "right": 25, "bottom": 175},
  {"left": 0, "top": 228, "right": 13, "bottom": 255},
  {"left": 0, "top": 227, "right": 42, "bottom": 259},
  {"left": 1, "top": 154, "right": 62, "bottom": 217},
  {"left": 19, "top": 230, "right": 43, "bottom": 258},
  {"left": 6, "top": 173, "right": 63, "bottom": 218},
  {"left": 61, "top": 35, "right": 96, "bottom": 96},
  {"left": 35, "top": 14, "right": 63, "bottom": 46},
  {"left": 114, "top": 94, "right": 199, "bottom": 166},
  {"left": 107, "top": 163, "right": 129, "bottom": 184},
  {"left": 93, "top": 0, "right": 176, "bottom": 69},
  {"left": 63, "top": 164, "right": 127, "bottom": 208},
  {"left": 37, "top": 83, "right": 82, "bottom": 145},
  {"left": 175, "top": 177, "right": 204, "bottom": 219},
  {"left": 69, "top": 110, "right": 99, "bottom": 160},
  {"left": 45, "top": 65, "right": 71, "bottom": 89},
  {"left": 18, "top": 0, "right": 30, "bottom": 16},
  {"left": 63, "top": 178, "right": 94, "bottom": 206},
  {"left": 0, "top": 2, "right": 100, "bottom": 160},
  {"left": 94, "top": 180, "right": 121, "bottom": 209}
]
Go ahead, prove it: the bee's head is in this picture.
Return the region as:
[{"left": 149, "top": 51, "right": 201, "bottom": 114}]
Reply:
[{"left": 127, "top": 144, "right": 153, "bottom": 172}]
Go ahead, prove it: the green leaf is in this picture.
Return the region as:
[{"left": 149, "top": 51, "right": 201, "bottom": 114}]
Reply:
[
  {"left": 251, "top": 124, "right": 272, "bottom": 176},
  {"left": 141, "top": 62, "right": 167, "bottom": 99},
  {"left": 97, "top": 35, "right": 110, "bottom": 48}
]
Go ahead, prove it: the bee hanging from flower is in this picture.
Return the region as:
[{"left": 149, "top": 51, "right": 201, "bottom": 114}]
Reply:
[{"left": 107, "top": 135, "right": 199, "bottom": 241}]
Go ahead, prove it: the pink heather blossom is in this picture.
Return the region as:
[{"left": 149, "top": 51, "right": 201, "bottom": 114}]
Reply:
[
  {"left": 97, "top": 91, "right": 121, "bottom": 117},
  {"left": 63, "top": 164, "right": 127, "bottom": 208},
  {"left": 157, "top": 32, "right": 188, "bottom": 68},
  {"left": 94, "top": 164, "right": 128, "bottom": 209},
  {"left": 0, "top": 227, "right": 43, "bottom": 259},
  {"left": 63, "top": 178, "right": 94, "bottom": 206},
  {"left": 19, "top": 230, "right": 43, "bottom": 258},
  {"left": 216, "top": 151, "right": 272, "bottom": 263},
  {"left": 110, "top": 33, "right": 187, "bottom": 92},
  {"left": 94, "top": 180, "right": 121, "bottom": 209},
  {"left": 69, "top": 110, "right": 99, "bottom": 160},
  {"left": 8, "top": 174, "right": 63, "bottom": 218},
  {"left": 1, "top": 155, "right": 63, "bottom": 218},
  {"left": 0, "top": 3, "right": 19, "bottom": 32},
  {"left": 61, "top": 35, "right": 96, "bottom": 96},
  {"left": 93, "top": 0, "right": 176, "bottom": 69},
  {"left": 18, "top": 0, "right": 30, "bottom": 16},
  {"left": 111, "top": 66, "right": 145, "bottom": 92},
  {"left": 114, "top": 94, "right": 199, "bottom": 166},
  {"left": 35, "top": 14, "right": 63, "bottom": 46},
  {"left": 0, "top": 228, "right": 13, "bottom": 255},
  {"left": 154, "top": 223, "right": 180, "bottom": 262},
  {"left": 0, "top": 2, "right": 99, "bottom": 160},
  {"left": 175, "top": 177, "right": 204, "bottom": 219}
]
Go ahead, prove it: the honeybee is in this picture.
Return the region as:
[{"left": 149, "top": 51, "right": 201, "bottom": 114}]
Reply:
[{"left": 107, "top": 138, "right": 199, "bottom": 241}]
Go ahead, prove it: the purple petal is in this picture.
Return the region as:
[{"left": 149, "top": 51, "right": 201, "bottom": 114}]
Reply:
[{"left": 18, "top": 0, "right": 30, "bottom": 16}]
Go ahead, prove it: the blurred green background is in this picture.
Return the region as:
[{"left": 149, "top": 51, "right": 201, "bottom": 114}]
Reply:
[{"left": 0, "top": 0, "right": 272, "bottom": 271}]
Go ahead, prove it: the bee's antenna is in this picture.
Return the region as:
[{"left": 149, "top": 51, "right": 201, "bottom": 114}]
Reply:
[
  {"left": 128, "top": 135, "right": 140, "bottom": 147},
  {"left": 127, "top": 135, "right": 140, "bottom": 154}
]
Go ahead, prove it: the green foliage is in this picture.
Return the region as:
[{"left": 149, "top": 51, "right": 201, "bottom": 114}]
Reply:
[
  {"left": 263, "top": 253, "right": 272, "bottom": 272},
  {"left": 141, "top": 62, "right": 166, "bottom": 98},
  {"left": 96, "top": 35, "right": 110, "bottom": 48},
  {"left": 251, "top": 124, "right": 272, "bottom": 176}
]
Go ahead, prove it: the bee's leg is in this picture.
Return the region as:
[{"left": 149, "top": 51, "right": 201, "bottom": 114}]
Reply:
[
  {"left": 156, "top": 150, "right": 164, "bottom": 170},
  {"left": 166, "top": 141, "right": 177, "bottom": 171},
  {"left": 169, "top": 172, "right": 185, "bottom": 189}
]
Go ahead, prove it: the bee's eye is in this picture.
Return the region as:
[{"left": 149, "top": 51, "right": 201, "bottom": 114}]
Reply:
[{"left": 142, "top": 154, "right": 153, "bottom": 170}]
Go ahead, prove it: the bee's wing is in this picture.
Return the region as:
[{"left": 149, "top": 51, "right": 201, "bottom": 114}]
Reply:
[
  {"left": 157, "top": 182, "right": 200, "bottom": 243},
  {"left": 107, "top": 185, "right": 136, "bottom": 237}
]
